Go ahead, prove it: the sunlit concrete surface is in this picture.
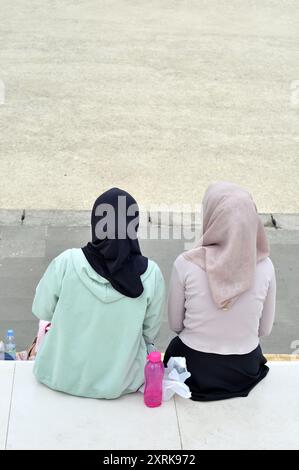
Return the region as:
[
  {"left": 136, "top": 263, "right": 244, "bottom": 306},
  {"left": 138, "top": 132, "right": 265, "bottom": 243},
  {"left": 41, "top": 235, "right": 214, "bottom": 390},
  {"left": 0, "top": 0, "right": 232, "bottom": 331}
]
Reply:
[
  {"left": 174, "top": 361, "right": 299, "bottom": 450},
  {"left": 1, "top": 361, "right": 298, "bottom": 449},
  {"left": 0, "top": 363, "right": 14, "bottom": 450},
  {"left": 1, "top": 1, "right": 299, "bottom": 211},
  {"left": 5, "top": 362, "right": 181, "bottom": 450}
]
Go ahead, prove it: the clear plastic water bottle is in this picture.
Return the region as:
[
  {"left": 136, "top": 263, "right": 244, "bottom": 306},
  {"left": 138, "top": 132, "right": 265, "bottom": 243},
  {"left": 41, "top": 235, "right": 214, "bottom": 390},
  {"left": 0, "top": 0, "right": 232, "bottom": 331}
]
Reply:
[
  {"left": 144, "top": 351, "right": 164, "bottom": 408},
  {"left": 5, "top": 330, "right": 16, "bottom": 360},
  {"left": 0, "top": 341, "right": 4, "bottom": 360}
]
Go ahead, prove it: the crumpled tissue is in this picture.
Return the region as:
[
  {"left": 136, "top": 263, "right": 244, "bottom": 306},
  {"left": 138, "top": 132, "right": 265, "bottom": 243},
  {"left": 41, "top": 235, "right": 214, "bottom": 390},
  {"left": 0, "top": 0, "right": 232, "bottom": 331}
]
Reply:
[{"left": 162, "top": 356, "right": 191, "bottom": 401}]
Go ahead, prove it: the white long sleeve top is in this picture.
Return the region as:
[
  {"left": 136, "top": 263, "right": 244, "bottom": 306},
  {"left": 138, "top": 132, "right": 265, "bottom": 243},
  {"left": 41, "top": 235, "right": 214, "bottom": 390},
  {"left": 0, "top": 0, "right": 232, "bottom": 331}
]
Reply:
[{"left": 168, "top": 254, "right": 276, "bottom": 355}]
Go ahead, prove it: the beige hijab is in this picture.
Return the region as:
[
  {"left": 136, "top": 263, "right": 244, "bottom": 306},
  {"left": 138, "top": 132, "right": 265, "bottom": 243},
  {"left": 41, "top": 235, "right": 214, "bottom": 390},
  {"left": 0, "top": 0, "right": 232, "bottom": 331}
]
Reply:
[{"left": 184, "top": 182, "right": 269, "bottom": 310}]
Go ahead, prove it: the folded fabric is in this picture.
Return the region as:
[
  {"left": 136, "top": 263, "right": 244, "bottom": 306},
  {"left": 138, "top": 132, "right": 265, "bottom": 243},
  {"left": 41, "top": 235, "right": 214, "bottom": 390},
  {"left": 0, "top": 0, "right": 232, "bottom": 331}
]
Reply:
[
  {"left": 36, "top": 320, "right": 51, "bottom": 352},
  {"left": 16, "top": 320, "right": 51, "bottom": 361}
]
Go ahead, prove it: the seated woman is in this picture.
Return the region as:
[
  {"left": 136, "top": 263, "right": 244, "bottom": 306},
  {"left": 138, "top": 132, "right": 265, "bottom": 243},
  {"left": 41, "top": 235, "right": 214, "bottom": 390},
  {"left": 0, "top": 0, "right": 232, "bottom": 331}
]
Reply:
[
  {"left": 32, "top": 188, "right": 165, "bottom": 399},
  {"left": 164, "top": 182, "right": 276, "bottom": 401}
]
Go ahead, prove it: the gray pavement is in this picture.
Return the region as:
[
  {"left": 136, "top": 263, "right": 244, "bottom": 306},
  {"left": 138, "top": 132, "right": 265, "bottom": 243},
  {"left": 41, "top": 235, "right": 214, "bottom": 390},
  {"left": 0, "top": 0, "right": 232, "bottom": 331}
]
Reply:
[{"left": 0, "top": 210, "right": 298, "bottom": 354}]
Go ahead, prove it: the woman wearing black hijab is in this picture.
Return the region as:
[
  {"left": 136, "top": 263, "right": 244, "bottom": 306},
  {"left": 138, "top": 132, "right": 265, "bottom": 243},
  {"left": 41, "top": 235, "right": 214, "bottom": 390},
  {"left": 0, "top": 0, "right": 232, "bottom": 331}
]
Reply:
[
  {"left": 82, "top": 188, "right": 149, "bottom": 298},
  {"left": 32, "top": 188, "right": 165, "bottom": 399}
]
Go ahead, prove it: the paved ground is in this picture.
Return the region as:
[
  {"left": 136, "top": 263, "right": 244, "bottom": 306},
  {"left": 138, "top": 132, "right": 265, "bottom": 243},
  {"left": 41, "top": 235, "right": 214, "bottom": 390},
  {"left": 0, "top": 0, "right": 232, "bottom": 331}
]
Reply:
[
  {"left": 1, "top": 361, "right": 299, "bottom": 449},
  {"left": 1, "top": 0, "right": 299, "bottom": 353},
  {"left": 0, "top": 210, "right": 298, "bottom": 354},
  {"left": 1, "top": 1, "right": 299, "bottom": 212}
]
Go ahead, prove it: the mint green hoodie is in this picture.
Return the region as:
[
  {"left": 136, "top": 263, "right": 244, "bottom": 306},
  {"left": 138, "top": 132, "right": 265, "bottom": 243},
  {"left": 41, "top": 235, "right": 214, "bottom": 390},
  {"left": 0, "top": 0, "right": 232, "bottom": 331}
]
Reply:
[{"left": 33, "top": 248, "right": 165, "bottom": 399}]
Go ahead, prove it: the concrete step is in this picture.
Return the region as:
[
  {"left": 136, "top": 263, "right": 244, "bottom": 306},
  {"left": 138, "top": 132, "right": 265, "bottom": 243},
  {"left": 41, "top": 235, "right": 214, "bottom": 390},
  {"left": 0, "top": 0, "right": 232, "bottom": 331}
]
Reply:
[{"left": 1, "top": 361, "right": 298, "bottom": 450}]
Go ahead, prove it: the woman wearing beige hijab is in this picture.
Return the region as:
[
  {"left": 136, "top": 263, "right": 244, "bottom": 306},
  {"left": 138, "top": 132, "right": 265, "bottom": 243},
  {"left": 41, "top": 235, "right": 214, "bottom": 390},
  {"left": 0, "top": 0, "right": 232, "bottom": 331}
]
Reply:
[{"left": 164, "top": 182, "right": 276, "bottom": 401}]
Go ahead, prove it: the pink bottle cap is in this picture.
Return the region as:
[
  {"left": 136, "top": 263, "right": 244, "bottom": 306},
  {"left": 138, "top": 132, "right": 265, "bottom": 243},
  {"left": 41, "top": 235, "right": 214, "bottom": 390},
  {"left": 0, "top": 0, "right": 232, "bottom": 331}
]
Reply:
[{"left": 147, "top": 351, "right": 161, "bottom": 363}]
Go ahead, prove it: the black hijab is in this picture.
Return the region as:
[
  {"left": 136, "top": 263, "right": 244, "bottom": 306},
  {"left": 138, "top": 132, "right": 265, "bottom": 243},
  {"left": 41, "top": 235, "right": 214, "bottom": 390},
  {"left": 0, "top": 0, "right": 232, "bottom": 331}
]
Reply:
[{"left": 82, "top": 188, "right": 148, "bottom": 298}]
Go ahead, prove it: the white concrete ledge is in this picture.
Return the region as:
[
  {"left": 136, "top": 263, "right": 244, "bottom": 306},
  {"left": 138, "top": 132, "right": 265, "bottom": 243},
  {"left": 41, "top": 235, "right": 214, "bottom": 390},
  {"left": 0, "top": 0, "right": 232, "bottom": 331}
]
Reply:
[
  {"left": 0, "top": 363, "right": 14, "bottom": 450},
  {"left": 0, "top": 361, "right": 298, "bottom": 450}
]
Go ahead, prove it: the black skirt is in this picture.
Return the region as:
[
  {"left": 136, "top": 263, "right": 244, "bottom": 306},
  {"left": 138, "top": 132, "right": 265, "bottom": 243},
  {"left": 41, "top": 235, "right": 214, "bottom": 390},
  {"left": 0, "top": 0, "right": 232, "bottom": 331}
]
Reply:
[{"left": 163, "top": 336, "right": 269, "bottom": 401}]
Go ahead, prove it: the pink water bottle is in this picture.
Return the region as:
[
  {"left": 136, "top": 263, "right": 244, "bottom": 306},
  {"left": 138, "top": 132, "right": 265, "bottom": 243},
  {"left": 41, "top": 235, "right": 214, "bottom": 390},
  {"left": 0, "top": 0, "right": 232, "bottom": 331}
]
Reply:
[{"left": 144, "top": 351, "right": 164, "bottom": 408}]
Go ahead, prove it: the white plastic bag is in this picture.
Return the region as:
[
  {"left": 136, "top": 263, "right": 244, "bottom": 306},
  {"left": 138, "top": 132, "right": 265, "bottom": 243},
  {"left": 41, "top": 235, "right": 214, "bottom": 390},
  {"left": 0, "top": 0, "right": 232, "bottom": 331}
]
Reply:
[{"left": 163, "top": 357, "right": 191, "bottom": 401}]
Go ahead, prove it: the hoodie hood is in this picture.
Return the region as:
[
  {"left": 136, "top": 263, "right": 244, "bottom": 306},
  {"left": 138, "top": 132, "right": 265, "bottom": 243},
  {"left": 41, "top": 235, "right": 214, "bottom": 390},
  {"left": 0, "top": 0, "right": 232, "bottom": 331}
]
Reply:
[{"left": 71, "top": 249, "right": 154, "bottom": 303}]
